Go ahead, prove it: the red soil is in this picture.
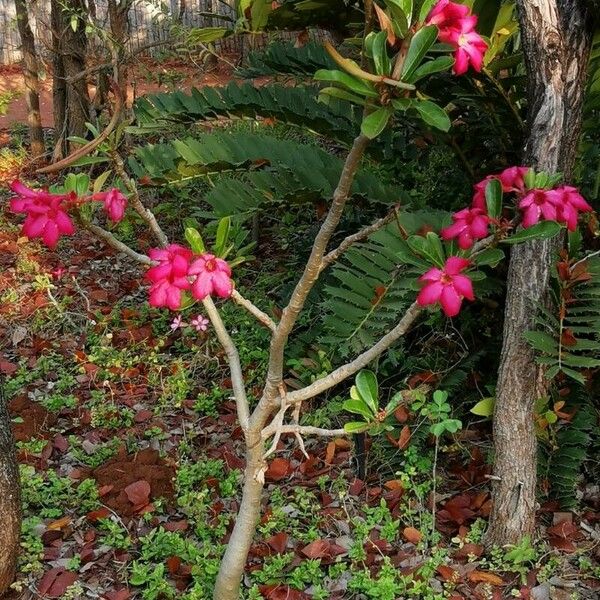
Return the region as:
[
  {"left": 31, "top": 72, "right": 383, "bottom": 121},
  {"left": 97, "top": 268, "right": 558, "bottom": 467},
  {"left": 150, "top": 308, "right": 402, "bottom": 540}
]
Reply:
[{"left": 10, "top": 396, "right": 57, "bottom": 442}]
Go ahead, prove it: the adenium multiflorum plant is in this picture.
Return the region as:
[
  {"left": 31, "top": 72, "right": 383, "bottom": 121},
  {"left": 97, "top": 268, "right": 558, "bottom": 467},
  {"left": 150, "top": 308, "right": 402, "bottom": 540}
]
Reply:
[{"left": 317, "top": 0, "right": 489, "bottom": 137}]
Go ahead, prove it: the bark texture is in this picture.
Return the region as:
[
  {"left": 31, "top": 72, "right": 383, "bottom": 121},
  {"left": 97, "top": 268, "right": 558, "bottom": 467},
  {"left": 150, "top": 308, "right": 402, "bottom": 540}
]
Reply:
[
  {"left": 0, "top": 377, "right": 21, "bottom": 596},
  {"left": 487, "top": 0, "right": 593, "bottom": 547},
  {"left": 51, "top": 0, "right": 90, "bottom": 158},
  {"left": 14, "top": 0, "right": 45, "bottom": 159}
]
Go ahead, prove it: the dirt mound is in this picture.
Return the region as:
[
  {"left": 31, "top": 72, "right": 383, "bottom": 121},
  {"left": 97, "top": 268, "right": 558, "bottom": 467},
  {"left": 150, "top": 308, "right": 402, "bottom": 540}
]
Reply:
[
  {"left": 92, "top": 448, "right": 176, "bottom": 516},
  {"left": 10, "top": 396, "right": 57, "bottom": 441}
]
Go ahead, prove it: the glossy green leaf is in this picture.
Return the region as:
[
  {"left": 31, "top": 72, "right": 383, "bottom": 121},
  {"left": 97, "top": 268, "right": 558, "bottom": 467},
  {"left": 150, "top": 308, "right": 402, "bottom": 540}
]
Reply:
[
  {"left": 372, "top": 31, "right": 391, "bottom": 76},
  {"left": 471, "top": 397, "right": 495, "bottom": 417},
  {"left": 485, "top": 178, "right": 503, "bottom": 219},
  {"left": 343, "top": 398, "right": 375, "bottom": 419},
  {"left": 314, "top": 69, "right": 379, "bottom": 98},
  {"left": 408, "top": 55, "right": 454, "bottom": 82},
  {"left": 214, "top": 217, "right": 231, "bottom": 256},
  {"left": 344, "top": 421, "right": 371, "bottom": 434},
  {"left": 361, "top": 106, "right": 394, "bottom": 139},
  {"left": 473, "top": 248, "right": 504, "bottom": 267},
  {"left": 413, "top": 99, "right": 451, "bottom": 132},
  {"left": 401, "top": 25, "right": 438, "bottom": 81},
  {"left": 185, "top": 227, "right": 206, "bottom": 254},
  {"left": 502, "top": 221, "right": 563, "bottom": 244},
  {"left": 355, "top": 370, "right": 379, "bottom": 414}
]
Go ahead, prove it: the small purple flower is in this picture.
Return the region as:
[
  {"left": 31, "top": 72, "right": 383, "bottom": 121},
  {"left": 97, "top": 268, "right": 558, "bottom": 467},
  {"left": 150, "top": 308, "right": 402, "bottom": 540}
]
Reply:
[
  {"left": 170, "top": 315, "right": 184, "bottom": 331},
  {"left": 191, "top": 315, "right": 209, "bottom": 332}
]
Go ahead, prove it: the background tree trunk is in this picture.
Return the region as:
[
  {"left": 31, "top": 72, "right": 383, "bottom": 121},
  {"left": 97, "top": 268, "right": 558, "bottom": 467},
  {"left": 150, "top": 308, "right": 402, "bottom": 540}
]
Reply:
[
  {"left": 50, "top": 0, "right": 90, "bottom": 159},
  {"left": 486, "top": 0, "right": 593, "bottom": 547},
  {"left": 14, "top": 0, "right": 45, "bottom": 159},
  {"left": 0, "top": 377, "right": 21, "bottom": 596}
]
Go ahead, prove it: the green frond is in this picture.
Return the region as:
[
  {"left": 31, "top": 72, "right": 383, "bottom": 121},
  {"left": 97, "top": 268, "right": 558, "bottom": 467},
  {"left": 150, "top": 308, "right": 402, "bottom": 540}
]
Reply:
[
  {"left": 129, "top": 132, "right": 406, "bottom": 218},
  {"left": 320, "top": 210, "right": 450, "bottom": 357}
]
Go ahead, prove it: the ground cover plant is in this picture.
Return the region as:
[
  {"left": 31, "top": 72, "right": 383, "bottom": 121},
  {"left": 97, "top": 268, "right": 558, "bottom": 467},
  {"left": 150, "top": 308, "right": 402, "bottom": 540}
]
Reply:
[{"left": 1, "top": 1, "right": 600, "bottom": 600}]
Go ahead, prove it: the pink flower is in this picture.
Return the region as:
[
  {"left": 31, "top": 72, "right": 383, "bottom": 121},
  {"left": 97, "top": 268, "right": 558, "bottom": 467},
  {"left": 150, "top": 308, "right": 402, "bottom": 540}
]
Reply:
[
  {"left": 472, "top": 177, "right": 490, "bottom": 210},
  {"left": 189, "top": 254, "right": 233, "bottom": 300},
  {"left": 146, "top": 244, "right": 193, "bottom": 311},
  {"left": 498, "top": 166, "right": 528, "bottom": 194},
  {"left": 448, "top": 24, "right": 488, "bottom": 75},
  {"left": 171, "top": 315, "right": 184, "bottom": 331},
  {"left": 9, "top": 180, "right": 75, "bottom": 249},
  {"left": 102, "top": 189, "right": 127, "bottom": 223},
  {"left": 426, "top": 0, "right": 472, "bottom": 43},
  {"left": 417, "top": 256, "right": 474, "bottom": 317},
  {"left": 546, "top": 186, "right": 593, "bottom": 231},
  {"left": 441, "top": 207, "right": 489, "bottom": 249},
  {"left": 191, "top": 315, "right": 209, "bottom": 332},
  {"left": 519, "top": 189, "right": 559, "bottom": 228}
]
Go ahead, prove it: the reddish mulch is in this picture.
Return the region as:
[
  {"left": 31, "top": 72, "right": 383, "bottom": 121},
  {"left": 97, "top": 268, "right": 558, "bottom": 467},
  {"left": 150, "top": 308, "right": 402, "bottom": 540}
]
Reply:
[
  {"left": 89, "top": 447, "right": 176, "bottom": 517},
  {"left": 10, "top": 396, "right": 57, "bottom": 442}
]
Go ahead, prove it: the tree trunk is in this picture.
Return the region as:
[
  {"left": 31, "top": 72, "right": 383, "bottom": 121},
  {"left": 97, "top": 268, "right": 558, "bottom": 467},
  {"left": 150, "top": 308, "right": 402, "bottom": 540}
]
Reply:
[
  {"left": 486, "top": 0, "right": 593, "bottom": 547},
  {"left": 213, "top": 427, "right": 268, "bottom": 600},
  {"left": 50, "top": 0, "right": 90, "bottom": 159},
  {"left": 0, "top": 377, "right": 21, "bottom": 596},
  {"left": 14, "top": 0, "right": 45, "bottom": 159}
]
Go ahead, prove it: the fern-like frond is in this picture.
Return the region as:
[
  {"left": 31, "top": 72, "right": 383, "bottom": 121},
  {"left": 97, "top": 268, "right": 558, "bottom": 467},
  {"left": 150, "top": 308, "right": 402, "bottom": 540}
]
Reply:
[
  {"left": 541, "top": 387, "right": 598, "bottom": 509},
  {"left": 320, "top": 210, "right": 450, "bottom": 357},
  {"left": 131, "top": 82, "right": 363, "bottom": 145},
  {"left": 238, "top": 40, "right": 335, "bottom": 78},
  {"left": 129, "top": 132, "right": 405, "bottom": 217},
  {"left": 525, "top": 257, "right": 600, "bottom": 384}
]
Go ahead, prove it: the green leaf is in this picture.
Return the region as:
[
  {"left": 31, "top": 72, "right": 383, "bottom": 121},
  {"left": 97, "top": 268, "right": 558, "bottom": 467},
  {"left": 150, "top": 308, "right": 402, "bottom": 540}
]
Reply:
[
  {"left": 418, "top": 0, "right": 437, "bottom": 23},
  {"left": 344, "top": 421, "right": 370, "bottom": 434},
  {"left": 384, "top": 392, "right": 404, "bottom": 414},
  {"left": 343, "top": 399, "right": 375, "bottom": 419},
  {"left": 314, "top": 69, "right": 379, "bottom": 98},
  {"left": 524, "top": 168, "right": 537, "bottom": 189},
  {"left": 473, "top": 0, "right": 502, "bottom": 38},
  {"left": 473, "top": 248, "right": 504, "bottom": 267},
  {"left": 523, "top": 331, "right": 558, "bottom": 354},
  {"left": 407, "top": 234, "right": 445, "bottom": 267},
  {"left": 485, "top": 178, "right": 503, "bottom": 219},
  {"left": 70, "top": 14, "right": 78, "bottom": 32},
  {"left": 413, "top": 100, "right": 451, "bottom": 132},
  {"left": 361, "top": 107, "right": 393, "bottom": 139},
  {"left": 502, "top": 221, "right": 563, "bottom": 244},
  {"left": 355, "top": 370, "right": 379, "bottom": 414},
  {"left": 372, "top": 31, "right": 391, "bottom": 76},
  {"left": 214, "top": 217, "right": 231, "bottom": 256},
  {"left": 250, "top": 0, "right": 272, "bottom": 31},
  {"left": 188, "top": 27, "right": 231, "bottom": 43},
  {"left": 185, "top": 227, "right": 206, "bottom": 254},
  {"left": 318, "top": 87, "right": 367, "bottom": 106},
  {"left": 426, "top": 231, "right": 446, "bottom": 265},
  {"left": 401, "top": 25, "right": 438, "bottom": 81},
  {"left": 92, "top": 170, "right": 112, "bottom": 194},
  {"left": 408, "top": 55, "right": 454, "bottom": 82},
  {"left": 471, "top": 397, "right": 495, "bottom": 417}
]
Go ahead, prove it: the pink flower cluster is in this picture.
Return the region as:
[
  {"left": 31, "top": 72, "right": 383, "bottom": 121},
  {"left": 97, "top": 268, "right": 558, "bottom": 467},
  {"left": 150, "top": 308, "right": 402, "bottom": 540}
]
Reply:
[
  {"left": 426, "top": 0, "right": 488, "bottom": 75},
  {"left": 421, "top": 166, "right": 593, "bottom": 317},
  {"left": 146, "top": 246, "right": 233, "bottom": 310},
  {"left": 9, "top": 180, "right": 128, "bottom": 249}
]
